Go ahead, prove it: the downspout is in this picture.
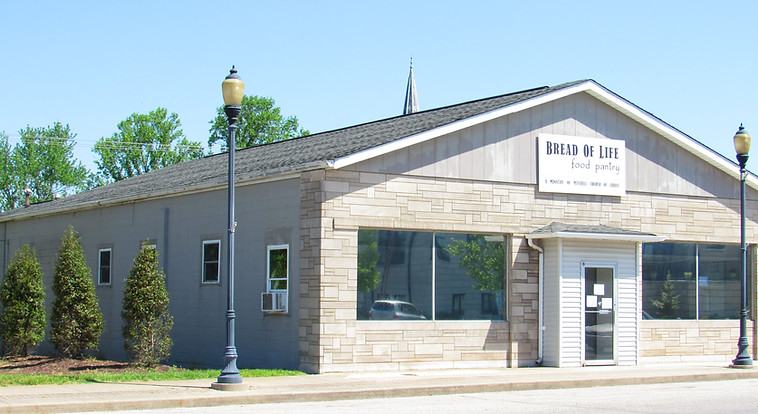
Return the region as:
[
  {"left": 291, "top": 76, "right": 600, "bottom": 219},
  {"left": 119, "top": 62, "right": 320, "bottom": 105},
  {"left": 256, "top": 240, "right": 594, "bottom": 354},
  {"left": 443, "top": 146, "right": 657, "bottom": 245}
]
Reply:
[{"left": 528, "top": 238, "right": 544, "bottom": 365}]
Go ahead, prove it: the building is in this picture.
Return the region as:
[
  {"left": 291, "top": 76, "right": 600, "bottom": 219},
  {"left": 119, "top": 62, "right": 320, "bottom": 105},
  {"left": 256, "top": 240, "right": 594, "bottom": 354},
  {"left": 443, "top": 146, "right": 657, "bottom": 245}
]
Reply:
[{"left": 0, "top": 79, "right": 755, "bottom": 372}]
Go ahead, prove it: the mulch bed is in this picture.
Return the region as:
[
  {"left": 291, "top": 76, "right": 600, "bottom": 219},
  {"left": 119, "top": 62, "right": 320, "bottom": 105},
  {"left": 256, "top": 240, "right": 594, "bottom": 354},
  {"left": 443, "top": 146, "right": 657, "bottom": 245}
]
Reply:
[{"left": 0, "top": 356, "right": 173, "bottom": 375}]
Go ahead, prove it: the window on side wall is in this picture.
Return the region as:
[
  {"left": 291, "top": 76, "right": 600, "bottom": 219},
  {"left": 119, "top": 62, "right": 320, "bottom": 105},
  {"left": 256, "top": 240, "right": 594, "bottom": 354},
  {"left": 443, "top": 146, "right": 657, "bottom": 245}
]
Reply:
[
  {"left": 141, "top": 240, "right": 157, "bottom": 252},
  {"left": 202, "top": 240, "right": 221, "bottom": 284},
  {"left": 98, "top": 248, "right": 112, "bottom": 285},
  {"left": 266, "top": 245, "right": 289, "bottom": 312}
]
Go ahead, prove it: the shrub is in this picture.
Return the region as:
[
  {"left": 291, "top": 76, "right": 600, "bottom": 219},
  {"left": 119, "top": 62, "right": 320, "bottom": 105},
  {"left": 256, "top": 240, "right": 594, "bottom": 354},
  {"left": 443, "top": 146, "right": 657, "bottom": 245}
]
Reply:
[
  {"left": 50, "top": 226, "right": 103, "bottom": 358},
  {"left": 122, "top": 243, "right": 173, "bottom": 366},
  {"left": 0, "top": 244, "right": 46, "bottom": 356}
]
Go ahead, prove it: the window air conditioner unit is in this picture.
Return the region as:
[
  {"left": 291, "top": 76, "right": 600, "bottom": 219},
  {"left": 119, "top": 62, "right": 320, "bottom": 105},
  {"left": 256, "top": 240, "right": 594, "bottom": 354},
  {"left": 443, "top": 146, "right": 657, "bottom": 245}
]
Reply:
[{"left": 261, "top": 291, "right": 287, "bottom": 312}]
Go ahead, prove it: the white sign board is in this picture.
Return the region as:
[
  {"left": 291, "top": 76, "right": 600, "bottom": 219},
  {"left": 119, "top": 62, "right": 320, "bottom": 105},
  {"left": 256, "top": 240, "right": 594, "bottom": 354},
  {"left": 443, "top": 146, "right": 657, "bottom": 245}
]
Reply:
[{"left": 538, "top": 134, "right": 626, "bottom": 196}]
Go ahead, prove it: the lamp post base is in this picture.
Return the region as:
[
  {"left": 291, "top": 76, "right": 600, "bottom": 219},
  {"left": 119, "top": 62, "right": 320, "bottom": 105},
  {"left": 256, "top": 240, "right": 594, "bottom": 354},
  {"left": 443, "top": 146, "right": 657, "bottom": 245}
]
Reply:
[
  {"left": 211, "top": 381, "right": 249, "bottom": 391},
  {"left": 731, "top": 347, "right": 753, "bottom": 368}
]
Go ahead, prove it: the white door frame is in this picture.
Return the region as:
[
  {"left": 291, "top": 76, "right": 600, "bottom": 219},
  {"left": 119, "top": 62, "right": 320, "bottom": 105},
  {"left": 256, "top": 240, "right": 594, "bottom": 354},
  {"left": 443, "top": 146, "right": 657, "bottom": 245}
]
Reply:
[{"left": 581, "top": 262, "right": 618, "bottom": 366}]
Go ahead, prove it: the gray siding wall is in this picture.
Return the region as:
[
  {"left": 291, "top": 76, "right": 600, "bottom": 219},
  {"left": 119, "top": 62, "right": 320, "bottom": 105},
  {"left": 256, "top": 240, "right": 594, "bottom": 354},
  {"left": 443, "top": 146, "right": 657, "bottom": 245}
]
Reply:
[{"left": 1, "top": 178, "right": 301, "bottom": 370}]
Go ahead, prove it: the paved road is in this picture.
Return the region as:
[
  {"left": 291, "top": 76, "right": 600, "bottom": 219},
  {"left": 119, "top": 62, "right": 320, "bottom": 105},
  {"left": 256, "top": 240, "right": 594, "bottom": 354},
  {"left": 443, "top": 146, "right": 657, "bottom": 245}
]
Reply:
[{"left": 78, "top": 378, "right": 758, "bottom": 414}]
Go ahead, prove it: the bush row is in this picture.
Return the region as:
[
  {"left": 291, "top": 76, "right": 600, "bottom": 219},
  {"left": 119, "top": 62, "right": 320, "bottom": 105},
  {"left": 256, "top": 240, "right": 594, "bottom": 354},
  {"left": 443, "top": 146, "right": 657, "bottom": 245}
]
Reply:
[{"left": 0, "top": 226, "right": 172, "bottom": 366}]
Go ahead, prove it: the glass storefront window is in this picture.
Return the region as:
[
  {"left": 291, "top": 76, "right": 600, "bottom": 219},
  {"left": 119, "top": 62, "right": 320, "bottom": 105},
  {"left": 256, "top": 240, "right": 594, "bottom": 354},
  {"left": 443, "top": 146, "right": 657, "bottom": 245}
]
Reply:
[
  {"left": 435, "top": 233, "right": 505, "bottom": 320},
  {"left": 642, "top": 242, "right": 746, "bottom": 320},
  {"left": 357, "top": 229, "right": 505, "bottom": 321},
  {"left": 642, "top": 243, "right": 696, "bottom": 319},
  {"left": 698, "top": 245, "right": 741, "bottom": 319}
]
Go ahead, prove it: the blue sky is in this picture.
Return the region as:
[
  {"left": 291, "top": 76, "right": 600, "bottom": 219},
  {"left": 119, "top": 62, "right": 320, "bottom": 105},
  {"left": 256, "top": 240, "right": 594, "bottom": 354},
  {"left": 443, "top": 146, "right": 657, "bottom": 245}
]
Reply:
[{"left": 1, "top": 1, "right": 756, "bottom": 170}]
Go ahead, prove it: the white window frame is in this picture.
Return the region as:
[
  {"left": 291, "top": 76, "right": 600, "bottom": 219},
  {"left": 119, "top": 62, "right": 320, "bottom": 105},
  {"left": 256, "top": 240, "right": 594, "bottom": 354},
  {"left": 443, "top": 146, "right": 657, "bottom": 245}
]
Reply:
[
  {"left": 98, "top": 248, "right": 112, "bottom": 285},
  {"left": 202, "top": 240, "right": 221, "bottom": 284},
  {"left": 266, "top": 244, "right": 289, "bottom": 311}
]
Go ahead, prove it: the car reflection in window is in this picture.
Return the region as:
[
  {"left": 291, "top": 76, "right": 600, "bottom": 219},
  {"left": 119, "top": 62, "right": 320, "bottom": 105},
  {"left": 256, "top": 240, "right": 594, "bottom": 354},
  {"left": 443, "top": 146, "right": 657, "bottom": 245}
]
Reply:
[{"left": 368, "top": 300, "right": 426, "bottom": 320}]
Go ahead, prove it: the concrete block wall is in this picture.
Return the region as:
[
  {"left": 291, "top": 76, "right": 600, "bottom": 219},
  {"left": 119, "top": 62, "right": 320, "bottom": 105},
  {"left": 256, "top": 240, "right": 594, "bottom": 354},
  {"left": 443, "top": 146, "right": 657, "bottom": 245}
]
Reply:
[{"left": 298, "top": 168, "right": 757, "bottom": 372}]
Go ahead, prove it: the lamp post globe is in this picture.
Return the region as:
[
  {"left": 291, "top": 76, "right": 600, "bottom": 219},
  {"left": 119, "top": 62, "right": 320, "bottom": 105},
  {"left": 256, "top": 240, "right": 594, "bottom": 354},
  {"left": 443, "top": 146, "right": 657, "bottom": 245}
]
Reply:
[
  {"left": 214, "top": 66, "right": 246, "bottom": 387},
  {"left": 732, "top": 123, "right": 753, "bottom": 367}
]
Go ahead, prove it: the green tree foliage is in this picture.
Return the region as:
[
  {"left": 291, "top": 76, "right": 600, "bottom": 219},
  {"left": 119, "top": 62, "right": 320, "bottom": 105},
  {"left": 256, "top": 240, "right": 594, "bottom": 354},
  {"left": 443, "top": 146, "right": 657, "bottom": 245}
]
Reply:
[
  {"left": 652, "top": 278, "right": 680, "bottom": 319},
  {"left": 208, "top": 95, "right": 309, "bottom": 151},
  {"left": 50, "top": 226, "right": 104, "bottom": 358},
  {"left": 357, "top": 230, "right": 381, "bottom": 293},
  {"left": 0, "top": 133, "right": 14, "bottom": 211},
  {"left": 0, "top": 245, "right": 46, "bottom": 356},
  {"left": 121, "top": 244, "right": 173, "bottom": 367},
  {"left": 94, "top": 108, "right": 204, "bottom": 183},
  {"left": 446, "top": 235, "right": 505, "bottom": 292},
  {"left": 0, "top": 124, "right": 89, "bottom": 211}
]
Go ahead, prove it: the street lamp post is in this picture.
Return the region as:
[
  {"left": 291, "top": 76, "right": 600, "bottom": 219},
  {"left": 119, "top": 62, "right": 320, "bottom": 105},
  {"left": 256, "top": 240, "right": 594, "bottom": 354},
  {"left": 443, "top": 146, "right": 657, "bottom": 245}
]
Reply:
[
  {"left": 732, "top": 123, "right": 753, "bottom": 367},
  {"left": 213, "top": 66, "right": 246, "bottom": 388}
]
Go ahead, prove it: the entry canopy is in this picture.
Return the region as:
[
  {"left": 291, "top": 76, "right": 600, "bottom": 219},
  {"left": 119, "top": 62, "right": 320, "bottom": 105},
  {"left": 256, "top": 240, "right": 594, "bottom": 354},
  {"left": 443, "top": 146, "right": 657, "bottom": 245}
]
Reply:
[{"left": 526, "top": 222, "right": 665, "bottom": 242}]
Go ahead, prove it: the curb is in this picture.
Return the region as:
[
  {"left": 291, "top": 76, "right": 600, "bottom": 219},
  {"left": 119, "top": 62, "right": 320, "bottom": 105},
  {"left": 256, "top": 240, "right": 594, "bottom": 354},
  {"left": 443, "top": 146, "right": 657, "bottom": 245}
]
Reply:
[{"left": 7, "top": 368, "right": 758, "bottom": 413}]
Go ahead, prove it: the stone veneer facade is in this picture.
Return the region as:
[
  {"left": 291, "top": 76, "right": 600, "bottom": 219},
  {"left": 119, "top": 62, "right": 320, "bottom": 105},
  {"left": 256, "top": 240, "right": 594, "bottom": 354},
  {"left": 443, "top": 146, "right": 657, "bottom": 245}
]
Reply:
[
  {"left": 298, "top": 169, "right": 757, "bottom": 373},
  {"left": 641, "top": 320, "right": 756, "bottom": 362}
]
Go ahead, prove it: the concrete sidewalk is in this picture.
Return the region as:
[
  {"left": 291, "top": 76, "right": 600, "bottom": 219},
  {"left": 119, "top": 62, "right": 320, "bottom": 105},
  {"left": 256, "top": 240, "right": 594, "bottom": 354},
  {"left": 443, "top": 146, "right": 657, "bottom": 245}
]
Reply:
[{"left": 1, "top": 363, "right": 758, "bottom": 413}]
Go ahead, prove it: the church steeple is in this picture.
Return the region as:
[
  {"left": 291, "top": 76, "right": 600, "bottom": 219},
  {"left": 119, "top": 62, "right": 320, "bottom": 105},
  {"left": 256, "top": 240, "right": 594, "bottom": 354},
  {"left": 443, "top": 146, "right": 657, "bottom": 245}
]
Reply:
[{"left": 403, "top": 58, "right": 419, "bottom": 115}]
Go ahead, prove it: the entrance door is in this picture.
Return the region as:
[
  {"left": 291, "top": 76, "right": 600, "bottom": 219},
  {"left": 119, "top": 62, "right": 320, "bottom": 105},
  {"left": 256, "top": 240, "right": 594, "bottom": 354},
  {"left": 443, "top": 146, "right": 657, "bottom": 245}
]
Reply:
[{"left": 583, "top": 266, "right": 615, "bottom": 364}]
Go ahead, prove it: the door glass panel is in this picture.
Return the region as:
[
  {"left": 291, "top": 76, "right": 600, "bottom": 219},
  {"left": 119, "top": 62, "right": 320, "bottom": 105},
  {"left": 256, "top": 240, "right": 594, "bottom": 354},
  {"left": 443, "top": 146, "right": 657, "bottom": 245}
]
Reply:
[{"left": 585, "top": 267, "right": 614, "bottom": 361}]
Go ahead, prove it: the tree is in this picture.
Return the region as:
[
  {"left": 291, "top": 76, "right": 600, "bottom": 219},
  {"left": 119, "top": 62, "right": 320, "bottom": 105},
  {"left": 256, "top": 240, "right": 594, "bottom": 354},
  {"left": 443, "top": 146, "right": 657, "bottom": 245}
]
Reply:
[
  {"left": 50, "top": 226, "right": 104, "bottom": 358},
  {"left": 0, "top": 245, "right": 45, "bottom": 356},
  {"left": 652, "top": 277, "right": 680, "bottom": 319},
  {"left": 446, "top": 235, "right": 505, "bottom": 293},
  {"left": 3, "top": 123, "right": 89, "bottom": 210},
  {"left": 0, "top": 133, "right": 14, "bottom": 211},
  {"left": 208, "top": 95, "right": 309, "bottom": 151},
  {"left": 94, "top": 108, "right": 204, "bottom": 182},
  {"left": 357, "top": 230, "right": 381, "bottom": 293},
  {"left": 122, "top": 243, "right": 173, "bottom": 367}
]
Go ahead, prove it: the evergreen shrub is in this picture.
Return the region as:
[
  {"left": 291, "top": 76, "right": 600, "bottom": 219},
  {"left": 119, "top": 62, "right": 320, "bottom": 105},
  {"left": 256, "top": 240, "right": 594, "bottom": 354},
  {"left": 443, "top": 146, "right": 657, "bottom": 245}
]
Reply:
[
  {"left": 122, "top": 243, "right": 173, "bottom": 366},
  {"left": 50, "top": 226, "right": 103, "bottom": 358},
  {"left": 0, "top": 244, "right": 46, "bottom": 356}
]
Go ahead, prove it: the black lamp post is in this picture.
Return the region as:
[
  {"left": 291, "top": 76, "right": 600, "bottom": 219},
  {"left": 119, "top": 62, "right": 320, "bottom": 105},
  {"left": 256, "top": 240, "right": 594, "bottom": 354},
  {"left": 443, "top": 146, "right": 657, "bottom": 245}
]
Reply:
[
  {"left": 732, "top": 123, "right": 753, "bottom": 367},
  {"left": 213, "top": 66, "right": 245, "bottom": 387}
]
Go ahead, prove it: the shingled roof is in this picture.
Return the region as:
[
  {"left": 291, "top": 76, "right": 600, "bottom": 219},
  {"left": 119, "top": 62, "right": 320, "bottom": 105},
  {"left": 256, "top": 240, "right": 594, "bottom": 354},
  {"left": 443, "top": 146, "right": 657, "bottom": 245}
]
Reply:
[
  {"left": 0, "top": 80, "right": 591, "bottom": 221},
  {"left": 527, "top": 222, "right": 664, "bottom": 242}
]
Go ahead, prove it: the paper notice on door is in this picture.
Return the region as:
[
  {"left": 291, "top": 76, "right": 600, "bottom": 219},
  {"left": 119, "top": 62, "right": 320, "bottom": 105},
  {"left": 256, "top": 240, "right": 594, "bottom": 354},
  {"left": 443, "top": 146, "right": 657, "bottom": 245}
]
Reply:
[
  {"left": 601, "top": 297, "right": 613, "bottom": 310},
  {"left": 586, "top": 295, "right": 598, "bottom": 308},
  {"left": 593, "top": 284, "right": 605, "bottom": 296}
]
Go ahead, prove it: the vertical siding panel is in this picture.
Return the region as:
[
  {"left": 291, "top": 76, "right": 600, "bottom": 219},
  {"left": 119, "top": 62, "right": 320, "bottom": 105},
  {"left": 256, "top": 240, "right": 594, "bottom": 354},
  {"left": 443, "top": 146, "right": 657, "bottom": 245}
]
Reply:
[
  {"left": 594, "top": 96, "right": 610, "bottom": 139},
  {"left": 418, "top": 139, "right": 436, "bottom": 177},
  {"left": 459, "top": 127, "right": 474, "bottom": 179},
  {"left": 434, "top": 131, "right": 451, "bottom": 177},
  {"left": 510, "top": 109, "right": 532, "bottom": 182},
  {"left": 574, "top": 93, "right": 596, "bottom": 138},
  {"left": 471, "top": 124, "right": 485, "bottom": 179},
  {"left": 484, "top": 117, "right": 503, "bottom": 181},
  {"left": 542, "top": 239, "right": 561, "bottom": 366},
  {"left": 560, "top": 241, "right": 583, "bottom": 366}
]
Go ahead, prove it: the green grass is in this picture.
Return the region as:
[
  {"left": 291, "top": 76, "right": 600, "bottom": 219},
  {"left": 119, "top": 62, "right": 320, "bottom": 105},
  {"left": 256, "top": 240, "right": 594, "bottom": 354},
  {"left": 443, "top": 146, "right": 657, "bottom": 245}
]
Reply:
[{"left": 0, "top": 368, "right": 304, "bottom": 387}]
